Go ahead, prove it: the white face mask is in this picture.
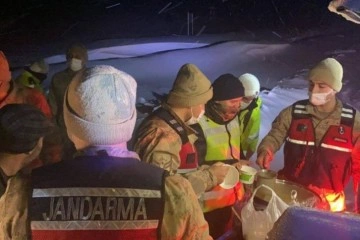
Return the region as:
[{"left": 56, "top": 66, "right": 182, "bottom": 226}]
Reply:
[
  {"left": 309, "top": 89, "right": 334, "bottom": 106},
  {"left": 69, "top": 58, "right": 83, "bottom": 72},
  {"left": 186, "top": 109, "right": 205, "bottom": 125},
  {"left": 240, "top": 101, "right": 251, "bottom": 110}
]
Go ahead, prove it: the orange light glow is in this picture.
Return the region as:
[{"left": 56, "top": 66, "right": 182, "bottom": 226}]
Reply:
[{"left": 325, "top": 192, "right": 345, "bottom": 212}]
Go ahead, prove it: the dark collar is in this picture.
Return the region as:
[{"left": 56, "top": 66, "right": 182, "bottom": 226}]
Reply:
[
  {"left": 0, "top": 167, "right": 9, "bottom": 197},
  {"left": 205, "top": 100, "right": 237, "bottom": 125}
]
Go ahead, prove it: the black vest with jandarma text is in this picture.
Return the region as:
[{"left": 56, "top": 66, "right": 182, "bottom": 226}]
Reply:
[
  {"left": 281, "top": 100, "right": 354, "bottom": 192},
  {"left": 30, "top": 156, "right": 167, "bottom": 240}
]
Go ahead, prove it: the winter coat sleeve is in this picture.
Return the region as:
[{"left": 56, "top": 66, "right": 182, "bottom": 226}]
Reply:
[
  {"left": 47, "top": 70, "right": 74, "bottom": 122},
  {"left": 183, "top": 163, "right": 218, "bottom": 195},
  {"left": 47, "top": 73, "right": 62, "bottom": 118},
  {"left": 351, "top": 111, "right": 360, "bottom": 184},
  {"left": 161, "top": 175, "right": 212, "bottom": 240},
  {"left": 257, "top": 105, "right": 292, "bottom": 155},
  {"left": 134, "top": 117, "right": 183, "bottom": 172},
  {"left": 47, "top": 87, "right": 57, "bottom": 117},
  {"left": 0, "top": 173, "right": 31, "bottom": 240}
]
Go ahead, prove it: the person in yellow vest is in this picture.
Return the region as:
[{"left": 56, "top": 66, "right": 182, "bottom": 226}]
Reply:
[
  {"left": 192, "top": 73, "right": 247, "bottom": 239},
  {"left": 15, "top": 59, "right": 49, "bottom": 93},
  {"left": 238, "top": 73, "right": 262, "bottom": 160}
]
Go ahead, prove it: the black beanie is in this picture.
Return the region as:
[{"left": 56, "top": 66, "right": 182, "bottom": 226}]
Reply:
[
  {"left": 0, "top": 104, "right": 53, "bottom": 154},
  {"left": 212, "top": 74, "right": 245, "bottom": 101}
]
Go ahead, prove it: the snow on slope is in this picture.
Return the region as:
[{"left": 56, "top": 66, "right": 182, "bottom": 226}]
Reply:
[{"left": 10, "top": 28, "right": 360, "bottom": 209}]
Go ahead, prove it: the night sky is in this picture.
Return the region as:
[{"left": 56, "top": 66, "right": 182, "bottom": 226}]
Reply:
[{"left": 0, "top": 0, "right": 350, "bottom": 62}]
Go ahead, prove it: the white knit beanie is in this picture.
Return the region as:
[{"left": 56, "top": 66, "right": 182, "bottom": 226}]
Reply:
[
  {"left": 308, "top": 58, "right": 343, "bottom": 92},
  {"left": 64, "top": 65, "right": 137, "bottom": 147},
  {"left": 239, "top": 73, "right": 260, "bottom": 97}
]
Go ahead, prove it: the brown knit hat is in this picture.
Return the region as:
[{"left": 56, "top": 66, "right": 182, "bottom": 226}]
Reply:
[
  {"left": 166, "top": 63, "right": 213, "bottom": 107},
  {"left": 0, "top": 51, "right": 11, "bottom": 83},
  {"left": 308, "top": 58, "right": 343, "bottom": 92}
]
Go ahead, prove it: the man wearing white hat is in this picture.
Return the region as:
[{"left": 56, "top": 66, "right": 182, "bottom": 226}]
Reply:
[
  {"left": 30, "top": 65, "right": 211, "bottom": 240},
  {"left": 238, "top": 73, "right": 262, "bottom": 160},
  {"left": 256, "top": 58, "right": 360, "bottom": 212}
]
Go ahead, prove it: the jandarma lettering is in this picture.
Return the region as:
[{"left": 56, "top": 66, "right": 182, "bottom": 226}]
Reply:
[{"left": 42, "top": 197, "right": 147, "bottom": 221}]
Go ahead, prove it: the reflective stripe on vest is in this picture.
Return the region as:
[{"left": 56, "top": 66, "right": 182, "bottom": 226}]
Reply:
[
  {"left": 31, "top": 188, "right": 162, "bottom": 239},
  {"left": 282, "top": 100, "right": 354, "bottom": 192},
  {"left": 31, "top": 157, "right": 164, "bottom": 240},
  {"left": 286, "top": 137, "right": 315, "bottom": 146},
  {"left": 200, "top": 183, "right": 244, "bottom": 212},
  {"left": 320, "top": 143, "right": 352, "bottom": 152},
  {"left": 199, "top": 116, "right": 241, "bottom": 161}
]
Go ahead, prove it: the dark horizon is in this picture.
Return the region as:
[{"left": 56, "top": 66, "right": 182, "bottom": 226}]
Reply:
[{"left": 1, "top": 0, "right": 356, "bottom": 65}]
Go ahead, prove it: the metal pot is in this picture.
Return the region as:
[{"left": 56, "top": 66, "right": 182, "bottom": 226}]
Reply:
[
  {"left": 255, "top": 169, "right": 277, "bottom": 190},
  {"left": 253, "top": 179, "right": 330, "bottom": 211}
]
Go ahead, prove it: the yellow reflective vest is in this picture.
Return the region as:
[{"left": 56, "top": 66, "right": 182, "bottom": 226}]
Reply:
[
  {"left": 239, "top": 97, "right": 262, "bottom": 158},
  {"left": 199, "top": 116, "right": 241, "bottom": 163},
  {"left": 198, "top": 115, "right": 244, "bottom": 212}
]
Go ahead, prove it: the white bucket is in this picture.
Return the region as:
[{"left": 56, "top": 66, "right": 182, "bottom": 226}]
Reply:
[{"left": 239, "top": 165, "right": 257, "bottom": 184}]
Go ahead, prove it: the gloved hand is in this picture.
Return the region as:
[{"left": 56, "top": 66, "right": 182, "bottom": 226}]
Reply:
[{"left": 256, "top": 150, "right": 273, "bottom": 169}]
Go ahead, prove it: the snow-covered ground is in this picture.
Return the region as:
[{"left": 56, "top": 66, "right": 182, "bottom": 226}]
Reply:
[{"left": 10, "top": 23, "right": 360, "bottom": 210}]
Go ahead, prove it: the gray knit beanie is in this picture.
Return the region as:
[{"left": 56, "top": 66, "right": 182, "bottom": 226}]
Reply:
[
  {"left": 64, "top": 65, "right": 137, "bottom": 146},
  {"left": 166, "top": 63, "right": 213, "bottom": 107}
]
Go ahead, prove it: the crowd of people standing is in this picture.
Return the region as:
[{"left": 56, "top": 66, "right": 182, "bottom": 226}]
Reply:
[{"left": 0, "top": 42, "right": 359, "bottom": 240}]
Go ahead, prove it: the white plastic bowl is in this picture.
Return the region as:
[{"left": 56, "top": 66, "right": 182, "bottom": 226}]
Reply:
[
  {"left": 239, "top": 165, "right": 257, "bottom": 184},
  {"left": 220, "top": 165, "right": 240, "bottom": 189}
]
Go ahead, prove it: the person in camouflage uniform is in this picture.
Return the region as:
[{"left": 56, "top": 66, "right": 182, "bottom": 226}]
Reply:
[
  {"left": 257, "top": 58, "right": 360, "bottom": 212},
  {"left": 133, "top": 63, "right": 231, "bottom": 196}
]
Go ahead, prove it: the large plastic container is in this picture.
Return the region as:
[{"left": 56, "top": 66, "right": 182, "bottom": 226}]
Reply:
[{"left": 268, "top": 206, "right": 360, "bottom": 240}]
